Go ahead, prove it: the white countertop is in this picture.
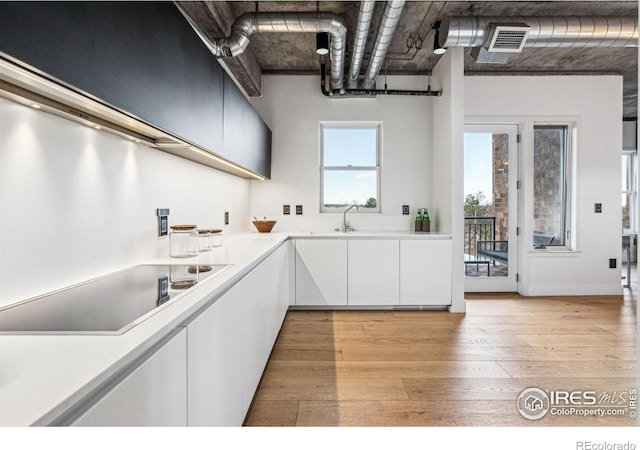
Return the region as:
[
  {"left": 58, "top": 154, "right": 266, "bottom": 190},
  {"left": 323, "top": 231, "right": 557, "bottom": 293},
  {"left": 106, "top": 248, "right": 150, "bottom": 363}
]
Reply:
[
  {"left": 289, "top": 230, "right": 451, "bottom": 239},
  {"left": 0, "top": 232, "right": 288, "bottom": 426},
  {"left": 0, "top": 230, "right": 452, "bottom": 426}
]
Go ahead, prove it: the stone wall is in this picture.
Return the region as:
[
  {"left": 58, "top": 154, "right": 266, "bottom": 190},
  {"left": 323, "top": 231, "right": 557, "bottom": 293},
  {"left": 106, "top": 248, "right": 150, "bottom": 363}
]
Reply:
[
  {"left": 492, "top": 134, "right": 509, "bottom": 241},
  {"left": 533, "top": 127, "right": 564, "bottom": 244}
]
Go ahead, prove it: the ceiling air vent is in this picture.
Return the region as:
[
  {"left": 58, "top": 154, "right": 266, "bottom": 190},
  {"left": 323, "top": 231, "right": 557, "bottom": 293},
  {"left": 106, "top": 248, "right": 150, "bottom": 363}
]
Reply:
[{"left": 487, "top": 24, "right": 530, "bottom": 52}]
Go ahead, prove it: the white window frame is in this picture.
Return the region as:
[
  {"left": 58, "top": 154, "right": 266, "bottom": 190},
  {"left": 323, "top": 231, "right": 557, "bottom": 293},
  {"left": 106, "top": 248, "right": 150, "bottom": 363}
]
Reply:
[
  {"left": 622, "top": 150, "right": 637, "bottom": 234},
  {"left": 319, "top": 122, "right": 382, "bottom": 213},
  {"left": 532, "top": 122, "right": 575, "bottom": 250}
]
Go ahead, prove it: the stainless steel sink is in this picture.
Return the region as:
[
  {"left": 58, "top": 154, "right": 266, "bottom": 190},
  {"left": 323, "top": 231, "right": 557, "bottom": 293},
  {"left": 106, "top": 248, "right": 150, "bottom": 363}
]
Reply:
[{"left": 0, "top": 263, "right": 231, "bottom": 335}]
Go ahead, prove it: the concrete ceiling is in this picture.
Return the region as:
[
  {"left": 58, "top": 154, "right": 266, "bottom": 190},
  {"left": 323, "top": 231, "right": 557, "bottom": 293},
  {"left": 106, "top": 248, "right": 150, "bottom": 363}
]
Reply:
[{"left": 179, "top": 1, "right": 638, "bottom": 117}]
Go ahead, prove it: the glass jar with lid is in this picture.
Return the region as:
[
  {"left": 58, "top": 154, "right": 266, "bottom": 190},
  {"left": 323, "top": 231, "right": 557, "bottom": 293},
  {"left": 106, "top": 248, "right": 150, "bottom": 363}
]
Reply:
[
  {"left": 197, "top": 229, "right": 218, "bottom": 252},
  {"left": 170, "top": 225, "right": 198, "bottom": 257}
]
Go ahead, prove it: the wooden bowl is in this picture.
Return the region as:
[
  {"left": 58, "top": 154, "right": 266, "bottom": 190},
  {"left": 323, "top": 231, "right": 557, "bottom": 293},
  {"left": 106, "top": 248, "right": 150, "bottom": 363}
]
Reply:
[{"left": 252, "top": 220, "right": 277, "bottom": 233}]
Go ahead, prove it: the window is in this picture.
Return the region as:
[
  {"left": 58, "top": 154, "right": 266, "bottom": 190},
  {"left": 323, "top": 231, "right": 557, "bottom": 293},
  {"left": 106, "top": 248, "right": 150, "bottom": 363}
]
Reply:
[
  {"left": 622, "top": 151, "right": 637, "bottom": 234},
  {"left": 320, "top": 123, "right": 381, "bottom": 212},
  {"left": 533, "top": 124, "right": 573, "bottom": 247}
]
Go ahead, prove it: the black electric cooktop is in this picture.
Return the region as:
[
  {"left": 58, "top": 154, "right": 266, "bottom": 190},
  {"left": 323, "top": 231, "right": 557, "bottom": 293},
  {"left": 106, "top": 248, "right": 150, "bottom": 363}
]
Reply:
[{"left": 0, "top": 264, "right": 229, "bottom": 335}]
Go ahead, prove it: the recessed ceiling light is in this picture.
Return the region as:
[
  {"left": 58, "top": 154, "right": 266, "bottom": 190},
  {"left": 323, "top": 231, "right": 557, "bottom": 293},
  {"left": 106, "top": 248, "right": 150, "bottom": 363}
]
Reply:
[
  {"left": 31, "top": 104, "right": 41, "bottom": 109},
  {"left": 94, "top": 125, "right": 102, "bottom": 130}
]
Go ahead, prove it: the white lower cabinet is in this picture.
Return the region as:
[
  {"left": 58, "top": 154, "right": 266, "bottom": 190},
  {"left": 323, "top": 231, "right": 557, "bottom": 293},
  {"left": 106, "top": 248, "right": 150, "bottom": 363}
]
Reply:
[
  {"left": 187, "top": 284, "right": 243, "bottom": 426},
  {"left": 293, "top": 237, "right": 452, "bottom": 308},
  {"left": 295, "top": 239, "right": 348, "bottom": 306},
  {"left": 72, "top": 242, "right": 290, "bottom": 427},
  {"left": 400, "top": 239, "right": 452, "bottom": 305},
  {"left": 348, "top": 240, "right": 400, "bottom": 306},
  {"left": 72, "top": 328, "right": 187, "bottom": 426},
  {"left": 188, "top": 243, "right": 290, "bottom": 425},
  {"left": 241, "top": 243, "right": 289, "bottom": 418}
]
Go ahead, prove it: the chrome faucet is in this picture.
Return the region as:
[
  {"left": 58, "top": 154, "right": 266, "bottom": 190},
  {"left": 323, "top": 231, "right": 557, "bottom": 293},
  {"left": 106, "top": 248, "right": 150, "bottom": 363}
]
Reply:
[{"left": 343, "top": 204, "right": 359, "bottom": 232}]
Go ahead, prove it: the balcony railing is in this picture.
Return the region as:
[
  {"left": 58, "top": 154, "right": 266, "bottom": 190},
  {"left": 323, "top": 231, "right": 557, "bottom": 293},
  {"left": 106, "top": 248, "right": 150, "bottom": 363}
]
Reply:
[{"left": 464, "top": 216, "right": 496, "bottom": 258}]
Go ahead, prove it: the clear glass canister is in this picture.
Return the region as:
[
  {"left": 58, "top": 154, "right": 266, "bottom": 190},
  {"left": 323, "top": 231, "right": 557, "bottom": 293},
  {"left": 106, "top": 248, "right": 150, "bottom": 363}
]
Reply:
[
  {"left": 170, "top": 225, "right": 199, "bottom": 257},
  {"left": 210, "top": 229, "right": 223, "bottom": 247},
  {"left": 198, "top": 229, "right": 213, "bottom": 252}
]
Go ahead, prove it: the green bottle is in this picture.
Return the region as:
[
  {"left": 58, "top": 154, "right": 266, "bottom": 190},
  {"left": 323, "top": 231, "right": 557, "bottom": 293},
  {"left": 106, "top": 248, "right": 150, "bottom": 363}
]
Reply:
[
  {"left": 415, "top": 209, "right": 422, "bottom": 232},
  {"left": 423, "top": 208, "right": 430, "bottom": 232}
]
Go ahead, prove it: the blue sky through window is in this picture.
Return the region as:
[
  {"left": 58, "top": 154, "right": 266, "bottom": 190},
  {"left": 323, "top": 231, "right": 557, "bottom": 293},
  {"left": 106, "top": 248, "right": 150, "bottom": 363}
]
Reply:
[
  {"left": 322, "top": 126, "right": 379, "bottom": 209},
  {"left": 323, "top": 128, "right": 377, "bottom": 166},
  {"left": 464, "top": 133, "right": 493, "bottom": 200}
]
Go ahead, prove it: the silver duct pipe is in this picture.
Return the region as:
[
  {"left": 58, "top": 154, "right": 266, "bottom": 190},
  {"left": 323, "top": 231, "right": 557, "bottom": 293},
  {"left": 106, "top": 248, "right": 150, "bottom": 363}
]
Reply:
[
  {"left": 440, "top": 16, "right": 638, "bottom": 48},
  {"left": 363, "top": 1, "right": 406, "bottom": 89},
  {"left": 177, "top": 7, "right": 348, "bottom": 90},
  {"left": 348, "top": 0, "right": 376, "bottom": 89}
]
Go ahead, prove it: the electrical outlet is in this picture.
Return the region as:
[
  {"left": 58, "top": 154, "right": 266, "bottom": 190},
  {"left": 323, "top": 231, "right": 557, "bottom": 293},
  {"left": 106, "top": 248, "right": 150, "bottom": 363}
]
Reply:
[
  {"left": 156, "top": 208, "right": 170, "bottom": 236},
  {"left": 402, "top": 205, "right": 410, "bottom": 215},
  {"left": 224, "top": 211, "right": 229, "bottom": 225},
  {"left": 296, "top": 205, "right": 303, "bottom": 215},
  {"left": 609, "top": 258, "right": 617, "bottom": 269},
  {"left": 283, "top": 205, "right": 290, "bottom": 215},
  {"left": 595, "top": 203, "right": 602, "bottom": 213}
]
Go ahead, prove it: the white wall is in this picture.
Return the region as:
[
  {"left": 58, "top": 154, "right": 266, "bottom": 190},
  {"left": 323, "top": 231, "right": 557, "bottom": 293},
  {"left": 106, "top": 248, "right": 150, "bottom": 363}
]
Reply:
[
  {"left": 250, "top": 75, "right": 434, "bottom": 232},
  {"left": 432, "top": 47, "right": 466, "bottom": 313},
  {"left": 0, "top": 98, "right": 251, "bottom": 307},
  {"left": 465, "top": 75, "right": 623, "bottom": 296}
]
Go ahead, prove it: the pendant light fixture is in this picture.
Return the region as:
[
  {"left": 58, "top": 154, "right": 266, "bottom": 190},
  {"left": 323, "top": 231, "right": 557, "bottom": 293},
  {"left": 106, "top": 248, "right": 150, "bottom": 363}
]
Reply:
[
  {"left": 316, "top": 32, "right": 329, "bottom": 55},
  {"left": 432, "top": 21, "right": 447, "bottom": 55}
]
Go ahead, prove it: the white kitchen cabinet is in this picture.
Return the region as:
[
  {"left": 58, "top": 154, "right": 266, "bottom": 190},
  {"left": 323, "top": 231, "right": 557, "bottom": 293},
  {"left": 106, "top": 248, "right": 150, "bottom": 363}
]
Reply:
[
  {"left": 400, "top": 239, "right": 452, "bottom": 306},
  {"left": 295, "top": 239, "right": 348, "bottom": 306},
  {"left": 72, "top": 328, "right": 187, "bottom": 426},
  {"left": 187, "top": 284, "right": 243, "bottom": 426},
  {"left": 241, "top": 244, "right": 289, "bottom": 417},
  {"left": 348, "top": 240, "right": 400, "bottom": 306}
]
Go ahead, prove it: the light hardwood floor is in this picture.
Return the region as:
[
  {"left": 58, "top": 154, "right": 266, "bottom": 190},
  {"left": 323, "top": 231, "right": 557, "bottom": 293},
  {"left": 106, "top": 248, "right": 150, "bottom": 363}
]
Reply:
[{"left": 245, "top": 286, "right": 637, "bottom": 426}]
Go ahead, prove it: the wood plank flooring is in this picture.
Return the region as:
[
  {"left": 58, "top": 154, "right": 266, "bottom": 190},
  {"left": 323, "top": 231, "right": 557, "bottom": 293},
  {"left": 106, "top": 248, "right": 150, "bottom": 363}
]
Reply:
[{"left": 245, "top": 290, "right": 637, "bottom": 427}]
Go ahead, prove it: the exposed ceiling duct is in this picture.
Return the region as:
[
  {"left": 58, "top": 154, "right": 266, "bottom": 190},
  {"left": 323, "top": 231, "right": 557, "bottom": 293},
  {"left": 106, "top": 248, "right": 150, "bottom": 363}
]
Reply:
[
  {"left": 177, "top": 8, "right": 347, "bottom": 90},
  {"left": 439, "top": 15, "right": 638, "bottom": 63},
  {"left": 348, "top": 0, "right": 376, "bottom": 89},
  {"left": 363, "top": 0, "right": 406, "bottom": 89}
]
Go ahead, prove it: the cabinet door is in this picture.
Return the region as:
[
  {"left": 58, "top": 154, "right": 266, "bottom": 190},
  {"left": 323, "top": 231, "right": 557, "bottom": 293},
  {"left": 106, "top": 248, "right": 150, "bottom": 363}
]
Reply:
[
  {"left": 400, "top": 239, "right": 452, "bottom": 306},
  {"left": 348, "top": 240, "right": 400, "bottom": 306},
  {"left": 187, "top": 284, "right": 243, "bottom": 426},
  {"left": 0, "top": 3, "right": 225, "bottom": 155},
  {"left": 241, "top": 259, "right": 267, "bottom": 417},
  {"left": 223, "top": 73, "right": 272, "bottom": 178},
  {"left": 263, "top": 244, "right": 289, "bottom": 345},
  {"left": 295, "top": 239, "right": 348, "bottom": 306},
  {"left": 72, "top": 328, "right": 187, "bottom": 426}
]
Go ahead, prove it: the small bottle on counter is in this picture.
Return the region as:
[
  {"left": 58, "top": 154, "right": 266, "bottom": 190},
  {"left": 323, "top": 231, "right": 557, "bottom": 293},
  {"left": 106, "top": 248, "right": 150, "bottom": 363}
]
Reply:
[
  {"left": 423, "top": 208, "right": 431, "bottom": 232},
  {"left": 414, "top": 209, "right": 423, "bottom": 232}
]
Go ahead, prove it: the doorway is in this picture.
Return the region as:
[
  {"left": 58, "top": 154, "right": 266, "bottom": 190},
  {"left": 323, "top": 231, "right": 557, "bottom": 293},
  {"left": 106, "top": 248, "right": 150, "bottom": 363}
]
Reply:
[{"left": 463, "top": 124, "right": 519, "bottom": 292}]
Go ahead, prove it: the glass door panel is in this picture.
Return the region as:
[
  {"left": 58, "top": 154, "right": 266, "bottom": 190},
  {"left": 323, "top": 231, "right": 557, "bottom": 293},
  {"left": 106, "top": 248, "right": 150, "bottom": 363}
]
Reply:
[{"left": 464, "top": 124, "right": 518, "bottom": 292}]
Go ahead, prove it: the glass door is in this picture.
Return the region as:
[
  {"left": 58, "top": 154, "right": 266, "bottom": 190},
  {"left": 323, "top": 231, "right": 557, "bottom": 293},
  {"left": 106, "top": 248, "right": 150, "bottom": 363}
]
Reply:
[{"left": 463, "top": 124, "right": 519, "bottom": 292}]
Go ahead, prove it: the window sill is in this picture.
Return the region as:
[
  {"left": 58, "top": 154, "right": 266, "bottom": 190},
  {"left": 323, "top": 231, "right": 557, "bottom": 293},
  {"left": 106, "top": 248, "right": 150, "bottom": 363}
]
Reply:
[{"left": 527, "top": 248, "right": 582, "bottom": 258}]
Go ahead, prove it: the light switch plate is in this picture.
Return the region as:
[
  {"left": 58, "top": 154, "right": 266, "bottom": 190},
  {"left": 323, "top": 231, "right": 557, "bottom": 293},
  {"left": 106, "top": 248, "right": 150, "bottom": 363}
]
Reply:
[
  {"left": 402, "top": 205, "right": 410, "bottom": 215},
  {"left": 296, "top": 205, "right": 303, "bottom": 215}
]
